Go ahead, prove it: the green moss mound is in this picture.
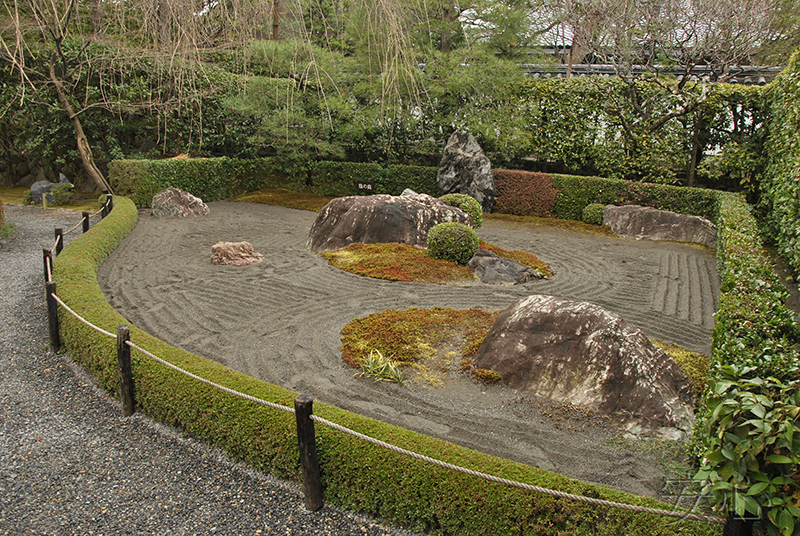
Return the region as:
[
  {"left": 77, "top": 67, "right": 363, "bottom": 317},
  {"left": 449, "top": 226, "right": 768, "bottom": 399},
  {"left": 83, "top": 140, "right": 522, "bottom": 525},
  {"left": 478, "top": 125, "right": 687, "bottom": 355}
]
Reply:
[
  {"left": 427, "top": 222, "right": 480, "bottom": 265},
  {"left": 582, "top": 202, "right": 606, "bottom": 225},
  {"left": 439, "top": 193, "right": 483, "bottom": 228}
]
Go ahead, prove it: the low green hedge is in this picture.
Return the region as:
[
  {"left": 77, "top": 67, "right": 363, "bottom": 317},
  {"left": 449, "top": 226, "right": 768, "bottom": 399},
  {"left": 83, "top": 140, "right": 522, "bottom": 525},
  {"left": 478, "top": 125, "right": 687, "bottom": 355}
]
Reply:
[
  {"left": 52, "top": 196, "right": 717, "bottom": 535},
  {"left": 691, "top": 192, "right": 800, "bottom": 535}
]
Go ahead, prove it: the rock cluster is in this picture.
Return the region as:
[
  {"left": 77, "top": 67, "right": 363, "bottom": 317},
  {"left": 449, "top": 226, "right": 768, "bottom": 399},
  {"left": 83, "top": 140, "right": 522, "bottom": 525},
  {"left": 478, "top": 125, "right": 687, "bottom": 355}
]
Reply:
[
  {"left": 30, "top": 173, "right": 73, "bottom": 205},
  {"left": 467, "top": 250, "right": 544, "bottom": 285}
]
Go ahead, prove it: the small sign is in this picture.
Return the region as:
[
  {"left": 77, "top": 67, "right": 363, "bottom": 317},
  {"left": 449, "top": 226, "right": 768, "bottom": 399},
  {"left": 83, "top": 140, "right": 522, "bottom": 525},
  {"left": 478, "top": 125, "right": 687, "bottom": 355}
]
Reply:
[{"left": 356, "top": 180, "right": 375, "bottom": 194}]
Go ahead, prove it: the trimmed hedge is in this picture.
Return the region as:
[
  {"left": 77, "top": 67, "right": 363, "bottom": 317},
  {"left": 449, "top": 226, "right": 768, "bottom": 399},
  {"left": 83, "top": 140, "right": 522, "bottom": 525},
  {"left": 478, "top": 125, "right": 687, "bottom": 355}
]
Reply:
[
  {"left": 52, "top": 195, "right": 717, "bottom": 535},
  {"left": 110, "top": 158, "right": 440, "bottom": 208},
  {"left": 427, "top": 222, "right": 480, "bottom": 265},
  {"left": 691, "top": 192, "right": 800, "bottom": 534},
  {"left": 493, "top": 170, "right": 559, "bottom": 217},
  {"left": 439, "top": 193, "right": 483, "bottom": 228}
]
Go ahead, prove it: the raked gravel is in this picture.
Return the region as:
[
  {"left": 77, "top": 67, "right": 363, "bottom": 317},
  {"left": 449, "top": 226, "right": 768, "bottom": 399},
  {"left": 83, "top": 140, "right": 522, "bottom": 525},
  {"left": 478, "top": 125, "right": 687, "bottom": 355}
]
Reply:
[{"left": 0, "top": 204, "right": 419, "bottom": 536}]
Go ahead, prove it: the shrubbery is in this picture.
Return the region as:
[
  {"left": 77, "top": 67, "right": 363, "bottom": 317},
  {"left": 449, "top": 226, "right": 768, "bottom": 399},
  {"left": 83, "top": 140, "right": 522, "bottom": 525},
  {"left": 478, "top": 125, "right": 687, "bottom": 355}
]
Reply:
[
  {"left": 427, "top": 222, "right": 480, "bottom": 265},
  {"left": 439, "top": 193, "right": 483, "bottom": 228},
  {"left": 581, "top": 203, "right": 606, "bottom": 225},
  {"left": 493, "top": 170, "right": 558, "bottom": 217}
]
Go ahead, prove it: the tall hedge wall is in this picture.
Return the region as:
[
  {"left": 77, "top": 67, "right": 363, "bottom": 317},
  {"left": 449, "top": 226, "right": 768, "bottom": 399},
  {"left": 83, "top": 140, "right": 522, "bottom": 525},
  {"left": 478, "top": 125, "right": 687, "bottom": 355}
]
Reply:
[
  {"left": 52, "top": 196, "right": 718, "bottom": 535},
  {"left": 763, "top": 51, "right": 800, "bottom": 275}
]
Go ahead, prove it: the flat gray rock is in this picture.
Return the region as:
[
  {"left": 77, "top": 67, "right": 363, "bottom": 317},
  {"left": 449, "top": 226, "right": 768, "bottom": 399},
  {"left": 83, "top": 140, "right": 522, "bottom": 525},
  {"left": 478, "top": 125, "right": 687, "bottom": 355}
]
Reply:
[
  {"left": 604, "top": 204, "right": 717, "bottom": 248},
  {"left": 468, "top": 249, "right": 544, "bottom": 285}
]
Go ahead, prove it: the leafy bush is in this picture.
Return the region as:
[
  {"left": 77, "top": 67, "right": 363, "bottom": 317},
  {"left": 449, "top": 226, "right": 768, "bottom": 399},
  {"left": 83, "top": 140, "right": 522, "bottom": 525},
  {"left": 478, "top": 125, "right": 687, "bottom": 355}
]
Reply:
[
  {"left": 50, "top": 183, "right": 74, "bottom": 205},
  {"left": 439, "top": 193, "right": 483, "bottom": 228},
  {"left": 427, "top": 222, "right": 480, "bottom": 265},
  {"left": 493, "top": 170, "right": 558, "bottom": 217},
  {"left": 582, "top": 203, "right": 606, "bottom": 225}
]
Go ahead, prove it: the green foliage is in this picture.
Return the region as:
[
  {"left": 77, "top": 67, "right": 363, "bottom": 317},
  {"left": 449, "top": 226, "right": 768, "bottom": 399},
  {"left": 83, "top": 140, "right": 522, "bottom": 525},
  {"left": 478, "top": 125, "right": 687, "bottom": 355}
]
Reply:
[
  {"left": 309, "top": 161, "right": 382, "bottom": 197},
  {"left": 582, "top": 203, "right": 606, "bottom": 226},
  {"left": 426, "top": 222, "right": 480, "bottom": 265},
  {"left": 762, "top": 51, "right": 800, "bottom": 275},
  {"left": 52, "top": 207, "right": 710, "bottom": 535},
  {"left": 692, "top": 192, "right": 800, "bottom": 534},
  {"left": 694, "top": 368, "right": 800, "bottom": 536},
  {"left": 49, "top": 184, "right": 74, "bottom": 205},
  {"left": 551, "top": 174, "right": 719, "bottom": 222},
  {"left": 439, "top": 193, "right": 483, "bottom": 229},
  {"left": 379, "top": 165, "right": 438, "bottom": 196},
  {"left": 357, "top": 350, "right": 404, "bottom": 384}
]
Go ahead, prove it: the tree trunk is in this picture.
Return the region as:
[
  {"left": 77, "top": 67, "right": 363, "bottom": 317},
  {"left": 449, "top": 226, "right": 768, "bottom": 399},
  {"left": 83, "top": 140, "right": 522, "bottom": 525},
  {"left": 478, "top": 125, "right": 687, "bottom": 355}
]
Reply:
[
  {"left": 91, "top": 0, "right": 103, "bottom": 34},
  {"left": 272, "top": 0, "right": 280, "bottom": 40},
  {"left": 48, "top": 62, "right": 113, "bottom": 193},
  {"left": 441, "top": 6, "right": 452, "bottom": 53}
]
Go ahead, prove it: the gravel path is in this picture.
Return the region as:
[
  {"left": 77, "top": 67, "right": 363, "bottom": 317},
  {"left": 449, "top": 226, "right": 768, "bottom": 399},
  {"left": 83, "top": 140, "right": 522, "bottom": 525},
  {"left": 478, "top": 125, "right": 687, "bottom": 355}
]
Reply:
[{"left": 0, "top": 204, "right": 415, "bottom": 536}]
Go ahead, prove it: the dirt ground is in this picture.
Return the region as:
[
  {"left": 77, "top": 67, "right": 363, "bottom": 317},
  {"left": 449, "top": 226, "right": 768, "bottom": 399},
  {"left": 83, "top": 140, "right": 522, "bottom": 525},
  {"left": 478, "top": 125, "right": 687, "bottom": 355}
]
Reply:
[{"left": 97, "top": 201, "right": 719, "bottom": 500}]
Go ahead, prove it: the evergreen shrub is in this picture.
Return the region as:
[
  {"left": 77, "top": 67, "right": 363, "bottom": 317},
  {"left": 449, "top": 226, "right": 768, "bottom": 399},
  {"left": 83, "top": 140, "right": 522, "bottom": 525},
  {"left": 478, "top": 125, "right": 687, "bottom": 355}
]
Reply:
[
  {"left": 427, "top": 222, "right": 480, "bottom": 265},
  {"left": 582, "top": 203, "right": 606, "bottom": 225},
  {"left": 380, "top": 164, "right": 439, "bottom": 196},
  {"left": 439, "top": 193, "right": 483, "bottom": 228}
]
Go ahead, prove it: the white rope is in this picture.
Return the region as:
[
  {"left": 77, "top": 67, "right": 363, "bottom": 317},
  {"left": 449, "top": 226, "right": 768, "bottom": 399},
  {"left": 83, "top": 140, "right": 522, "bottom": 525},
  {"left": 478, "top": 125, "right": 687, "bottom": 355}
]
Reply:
[
  {"left": 45, "top": 258, "right": 52, "bottom": 283},
  {"left": 126, "top": 341, "right": 295, "bottom": 415},
  {"left": 310, "top": 415, "right": 726, "bottom": 525},
  {"left": 50, "top": 293, "right": 117, "bottom": 339},
  {"left": 52, "top": 234, "right": 61, "bottom": 252},
  {"left": 64, "top": 217, "right": 85, "bottom": 235}
]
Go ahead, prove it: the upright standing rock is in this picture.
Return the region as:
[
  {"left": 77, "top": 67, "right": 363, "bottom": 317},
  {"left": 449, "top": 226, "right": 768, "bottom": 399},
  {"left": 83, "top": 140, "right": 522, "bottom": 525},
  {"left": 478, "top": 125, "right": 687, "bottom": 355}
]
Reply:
[{"left": 437, "top": 131, "right": 496, "bottom": 213}]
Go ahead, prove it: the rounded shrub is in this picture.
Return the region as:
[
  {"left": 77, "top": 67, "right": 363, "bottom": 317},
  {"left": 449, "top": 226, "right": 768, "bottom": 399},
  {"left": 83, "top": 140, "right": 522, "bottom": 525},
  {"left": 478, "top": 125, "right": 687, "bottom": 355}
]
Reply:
[
  {"left": 439, "top": 193, "right": 483, "bottom": 229},
  {"left": 582, "top": 202, "right": 606, "bottom": 225},
  {"left": 427, "top": 222, "right": 480, "bottom": 265}
]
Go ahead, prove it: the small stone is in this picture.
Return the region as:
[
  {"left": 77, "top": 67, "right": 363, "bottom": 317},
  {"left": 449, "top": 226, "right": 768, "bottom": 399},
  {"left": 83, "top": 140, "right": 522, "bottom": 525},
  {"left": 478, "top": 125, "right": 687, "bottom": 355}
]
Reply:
[{"left": 211, "top": 241, "right": 264, "bottom": 266}]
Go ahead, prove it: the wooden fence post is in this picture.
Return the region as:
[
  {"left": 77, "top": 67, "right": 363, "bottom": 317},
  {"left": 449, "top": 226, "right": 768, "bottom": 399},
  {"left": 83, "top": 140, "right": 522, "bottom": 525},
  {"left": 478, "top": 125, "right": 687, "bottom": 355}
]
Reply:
[
  {"left": 54, "top": 228, "right": 63, "bottom": 255},
  {"left": 116, "top": 325, "right": 135, "bottom": 417},
  {"left": 722, "top": 516, "right": 754, "bottom": 536},
  {"left": 45, "top": 281, "right": 60, "bottom": 352},
  {"left": 107, "top": 193, "right": 113, "bottom": 213},
  {"left": 42, "top": 248, "right": 52, "bottom": 282},
  {"left": 294, "top": 395, "right": 324, "bottom": 511},
  {"left": 82, "top": 212, "right": 90, "bottom": 233}
]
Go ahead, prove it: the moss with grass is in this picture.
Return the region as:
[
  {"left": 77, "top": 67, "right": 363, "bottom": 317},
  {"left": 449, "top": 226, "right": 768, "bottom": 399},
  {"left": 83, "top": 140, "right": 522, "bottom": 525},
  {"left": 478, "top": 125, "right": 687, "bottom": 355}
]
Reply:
[
  {"left": 651, "top": 339, "right": 709, "bottom": 394},
  {"left": 232, "top": 188, "right": 334, "bottom": 212}
]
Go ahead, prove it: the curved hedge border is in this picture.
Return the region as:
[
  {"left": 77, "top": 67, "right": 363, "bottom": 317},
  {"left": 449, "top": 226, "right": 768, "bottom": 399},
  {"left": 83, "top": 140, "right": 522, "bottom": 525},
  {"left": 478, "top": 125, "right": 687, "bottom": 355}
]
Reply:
[{"left": 53, "top": 196, "right": 716, "bottom": 535}]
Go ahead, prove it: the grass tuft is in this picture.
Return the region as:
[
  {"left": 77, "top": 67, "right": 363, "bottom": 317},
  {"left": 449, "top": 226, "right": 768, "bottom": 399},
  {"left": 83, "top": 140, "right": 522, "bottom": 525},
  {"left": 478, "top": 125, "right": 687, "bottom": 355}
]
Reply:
[{"left": 357, "top": 350, "right": 404, "bottom": 383}]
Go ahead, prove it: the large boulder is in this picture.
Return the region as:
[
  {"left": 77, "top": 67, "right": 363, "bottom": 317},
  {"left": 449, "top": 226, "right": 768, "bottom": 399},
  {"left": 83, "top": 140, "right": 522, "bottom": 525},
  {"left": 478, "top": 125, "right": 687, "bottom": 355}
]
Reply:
[
  {"left": 468, "top": 249, "right": 544, "bottom": 285},
  {"left": 437, "top": 131, "right": 496, "bottom": 213},
  {"left": 151, "top": 187, "right": 209, "bottom": 218},
  {"left": 603, "top": 204, "right": 717, "bottom": 248},
  {"left": 308, "top": 193, "right": 473, "bottom": 252},
  {"left": 211, "top": 241, "right": 264, "bottom": 266},
  {"left": 30, "top": 173, "right": 73, "bottom": 204},
  {"left": 473, "top": 295, "right": 695, "bottom": 439}
]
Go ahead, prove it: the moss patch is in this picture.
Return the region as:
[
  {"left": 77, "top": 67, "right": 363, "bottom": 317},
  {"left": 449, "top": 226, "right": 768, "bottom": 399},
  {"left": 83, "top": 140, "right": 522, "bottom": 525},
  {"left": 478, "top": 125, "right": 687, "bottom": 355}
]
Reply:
[
  {"left": 232, "top": 188, "right": 335, "bottom": 212},
  {"left": 320, "top": 243, "right": 476, "bottom": 284},
  {"left": 341, "top": 307, "right": 499, "bottom": 386},
  {"left": 321, "top": 241, "right": 552, "bottom": 284},
  {"left": 485, "top": 212, "right": 618, "bottom": 237},
  {"left": 651, "top": 339, "right": 709, "bottom": 394}
]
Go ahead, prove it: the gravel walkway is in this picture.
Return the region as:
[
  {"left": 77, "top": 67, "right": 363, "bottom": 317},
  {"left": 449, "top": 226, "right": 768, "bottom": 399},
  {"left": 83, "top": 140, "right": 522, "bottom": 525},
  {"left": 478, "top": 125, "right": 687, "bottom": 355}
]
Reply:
[{"left": 0, "top": 204, "right": 416, "bottom": 536}]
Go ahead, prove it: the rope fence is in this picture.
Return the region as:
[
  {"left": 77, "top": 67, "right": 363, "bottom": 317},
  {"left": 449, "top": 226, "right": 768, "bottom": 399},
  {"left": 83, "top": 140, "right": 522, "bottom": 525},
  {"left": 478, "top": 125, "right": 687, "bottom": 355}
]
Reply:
[{"left": 40, "top": 192, "right": 734, "bottom": 531}]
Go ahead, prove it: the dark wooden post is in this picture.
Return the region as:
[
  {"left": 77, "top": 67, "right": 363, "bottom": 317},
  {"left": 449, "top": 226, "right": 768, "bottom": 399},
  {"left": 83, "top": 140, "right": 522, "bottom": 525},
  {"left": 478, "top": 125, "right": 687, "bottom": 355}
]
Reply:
[
  {"left": 722, "top": 516, "right": 754, "bottom": 536},
  {"left": 294, "top": 395, "right": 323, "bottom": 511},
  {"left": 54, "top": 228, "right": 64, "bottom": 255},
  {"left": 101, "top": 202, "right": 108, "bottom": 218},
  {"left": 82, "top": 212, "right": 90, "bottom": 233},
  {"left": 45, "top": 281, "right": 60, "bottom": 352},
  {"left": 107, "top": 193, "right": 113, "bottom": 213},
  {"left": 116, "top": 325, "right": 135, "bottom": 417},
  {"left": 42, "top": 248, "right": 53, "bottom": 282}
]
